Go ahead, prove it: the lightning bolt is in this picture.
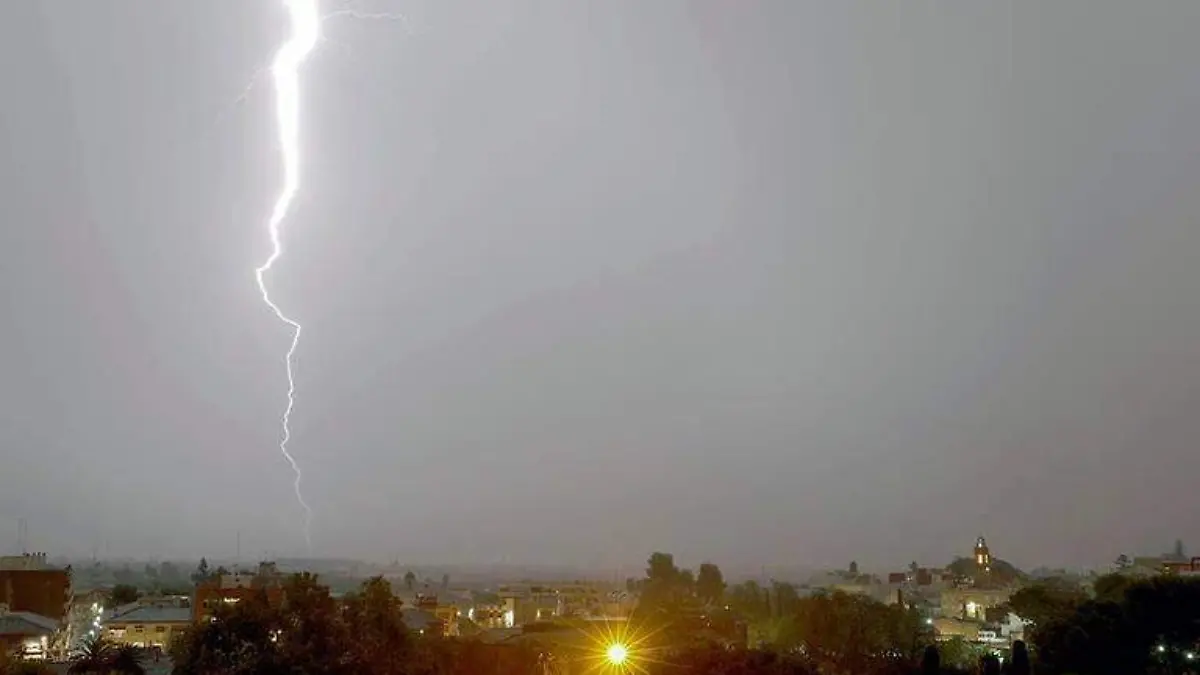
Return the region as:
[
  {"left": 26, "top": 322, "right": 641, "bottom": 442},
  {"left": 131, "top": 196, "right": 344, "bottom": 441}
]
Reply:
[
  {"left": 251, "top": 0, "right": 408, "bottom": 553},
  {"left": 255, "top": 0, "right": 320, "bottom": 553}
]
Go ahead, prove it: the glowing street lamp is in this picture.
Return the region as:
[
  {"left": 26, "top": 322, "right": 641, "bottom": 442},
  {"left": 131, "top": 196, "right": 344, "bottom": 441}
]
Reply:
[{"left": 606, "top": 643, "right": 629, "bottom": 666}]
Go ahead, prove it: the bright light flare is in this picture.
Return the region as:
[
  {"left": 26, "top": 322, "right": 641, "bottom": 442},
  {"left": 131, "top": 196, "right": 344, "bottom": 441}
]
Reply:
[
  {"left": 606, "top": 643, "right": 629, "bottom": 665},
  {"left": 255, "top": 0, "right": 321, "bottom": 552},
  {"left": 575, "top": 620, "right": 667, "bottom": 674}
]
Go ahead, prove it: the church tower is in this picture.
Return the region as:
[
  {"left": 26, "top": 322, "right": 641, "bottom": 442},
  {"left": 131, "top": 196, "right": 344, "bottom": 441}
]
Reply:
[{"left": 974, "top": 536, "right": 992, "bottom": 572}]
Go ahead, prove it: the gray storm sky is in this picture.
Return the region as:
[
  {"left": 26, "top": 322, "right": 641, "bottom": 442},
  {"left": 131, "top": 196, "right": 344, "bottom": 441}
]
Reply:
[{"left": 2, "top": 1, "right": 1199, "bottom": 572}]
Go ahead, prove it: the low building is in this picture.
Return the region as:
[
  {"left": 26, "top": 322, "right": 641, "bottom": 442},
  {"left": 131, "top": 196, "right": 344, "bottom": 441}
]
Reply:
[
  {"left": 0, "top": 609, "right": 58, "bottom": 660},
  {"left": 104, "top": 604, "right": 192, "bottom": 650}
]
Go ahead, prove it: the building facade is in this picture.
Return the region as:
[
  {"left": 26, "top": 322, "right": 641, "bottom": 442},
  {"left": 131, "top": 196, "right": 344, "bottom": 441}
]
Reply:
[
  {"left": 0, "top": 553, "right": 71, "bottom": 623},
  {"left": 104, "top": 604, "right": 192, "bottom": 651},
  {"left": 0, "top": 610, "right": 58, "bottom": 660},
  {"left": 192, "top": 565, "right": 284, "bottom": 622}
]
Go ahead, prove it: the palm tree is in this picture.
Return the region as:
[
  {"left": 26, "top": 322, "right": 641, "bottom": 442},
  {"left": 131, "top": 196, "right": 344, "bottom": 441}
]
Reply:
[
  {"left": 70, "top": 634, "right": 113, "bottom": 674},
  {"left": 69, "top": 635, "right": 144, "bottom": 675},
  {"left": 108, "top": 645, "right": 145, "bottom": 675}
]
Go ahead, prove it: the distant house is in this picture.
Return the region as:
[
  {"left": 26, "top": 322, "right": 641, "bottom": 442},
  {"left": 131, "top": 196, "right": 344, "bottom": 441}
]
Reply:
[
  {"left": 104, "top": 604, "right": 192, "bottom": 650},
  {"left": 0, "top": 609, "right": 58, "bottom": 659}
]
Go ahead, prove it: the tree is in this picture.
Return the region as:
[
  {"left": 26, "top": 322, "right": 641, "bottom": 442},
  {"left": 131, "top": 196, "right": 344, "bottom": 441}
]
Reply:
[
  {"left": 158, "top": 561, "right": 184, "bottom": 588},
  {"left": 1033, "top": 599, "right": 1133, "bottom": 675},
  {"left": 172, "top": 573, "right": 351, "bottom": 675},
  {"left": 728, "top": 581, "right": 768, "bottom": 622},
  {"left": 647, "top": 552, "right": 678, "bottom": 585},
  {"left": 1113, "top": 553, "right": 1132, "bottom": 570},
  {"left": 638, "top": 552, "right": 683, "bottom": 615},
  {"left": 677, "top": 568, "right": 695, "bottom": 596},
  {"left": 1092, "top": 573, "right": 1135, "bottom": 603},
  {"left": 771, "top": 581, "right": 801, "bottom": 617},
  {"left": 921, "top": 644, "right": 940, "bottom": 675},
  {"left": 1173, "top": 539, "right": 1187, "bottom": 560},
  {"left": 69, "top": 635, "right": 144, "bottom": 675},
  {"left": 171, "top": 572, "right": 531, "bottom": 675},
  {"left": 1009, "top": 639, "right": 1031, "bottom": 675},
  {"left": 110, "top": 584, "right": 139, "bottom": 606},
  {"left": 696, "top": 563, "right": 726, "bottom": 605},
  {"left": 441, "top": 573, "right": 450, "bottom": 591},
  {"left": 792, "top": 590, "right": 927, "bottom": 673},
  {"left": 190, "top": 557, "right": 209, "bottom": 585},
  {"left": 1027, "top": 576, "right": 1200, "bottom": 675},
  {"left": 170, "top": 587, "right": 284, "bottom": 675},
  {"left": 404, "top": 570, "right": 416, "bottom": 592},
  {"left": 108, "top": 646, "right": 145, "bottom": 675},
  {"left": 938, "top": 636, "right": 983, "bottom": 670},
  {"left": 111, "top": 566, "right": 137, "bottom": 587},
  {"left": 1005, "top": 581, "right": 1087, "bottom": 629},
  {"left": 343, "top": 577, "right": 413, "bottom": 675}
]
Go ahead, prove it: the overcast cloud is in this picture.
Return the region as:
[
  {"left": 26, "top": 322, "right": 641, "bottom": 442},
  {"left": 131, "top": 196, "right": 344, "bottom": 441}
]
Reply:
[{"left": 1, "top": 1, "right": 1198, "bottom": 571}]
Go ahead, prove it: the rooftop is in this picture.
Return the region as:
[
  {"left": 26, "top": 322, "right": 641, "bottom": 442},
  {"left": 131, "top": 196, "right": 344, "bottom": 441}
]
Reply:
[
  {"left": 0, "top": 553, "right": 55, "bottom": 571},
  {"left": 0, "top": 611, "right": 59, "bottom": 636},
  {"left": 106, "top": 605, "right": 193, "bottom": 625},
  {"left": 401, "top": 608, "right": 441, "bottom": 631}
]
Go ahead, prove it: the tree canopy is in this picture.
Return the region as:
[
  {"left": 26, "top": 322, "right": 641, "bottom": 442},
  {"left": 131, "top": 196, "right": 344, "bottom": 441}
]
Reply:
[
  {"left": 1028, "top": 575, "right": 1200, "bottom": 675},
  {"left": 109, "top": 584, "right": 139, "bottom": 606},
  {"left": 696, "top": 562, "right": 726, "bottom": 605},
  {"left": 170, "top": 573, "right": 538, "bottom": 675},
  {"left": 1004, "top": 580, "right": 1089, "bottom": 628},
  {"left": 945, "top": 556, "right": 1024, "bottom": 586}
]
